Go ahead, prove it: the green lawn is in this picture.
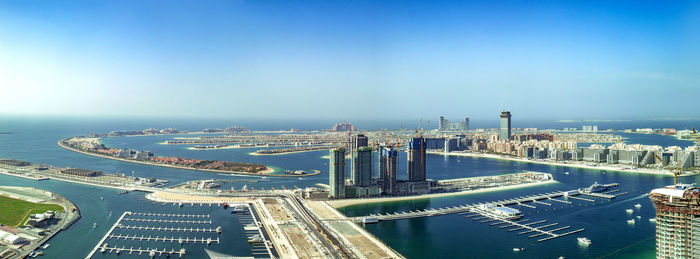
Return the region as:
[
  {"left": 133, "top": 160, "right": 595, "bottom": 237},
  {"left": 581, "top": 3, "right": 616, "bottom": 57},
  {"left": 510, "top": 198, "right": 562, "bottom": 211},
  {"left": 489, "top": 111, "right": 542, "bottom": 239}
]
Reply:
[{"left": 0, "top": 195, "right": 64, "bottom": 227}]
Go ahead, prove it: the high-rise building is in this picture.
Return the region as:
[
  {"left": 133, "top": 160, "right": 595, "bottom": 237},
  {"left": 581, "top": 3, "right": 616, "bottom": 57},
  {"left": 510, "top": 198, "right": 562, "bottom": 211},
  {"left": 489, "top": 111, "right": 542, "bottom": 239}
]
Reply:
[
  {"left": 500, "top": 111, "right": 512, "bottom": 140},
  {"left": 352, "top": 134, "right": 369, "bottom": 149},
  {"left": 350, "top": 134, "right": 369, "bottom": 183},
  {"left": 438, "top": 116, "right": 445, "bottom": 131},
  {"left": 329, "top": 148, "right": 346, "bottom": 198},
  {"left": 649, "top": 184, "right": 700, "bottom": 258},
  {"left": 352, "top": 146, "right": 373, "bottom": 187},
  {"left": 407, "top": 137, "right": 426, "bottom": 182},
  {"left": 463, "top": 117, "right": 470, "bottom": 131},
  {"left": 379, "top": 147, "right": 398, "bottom": 195}
]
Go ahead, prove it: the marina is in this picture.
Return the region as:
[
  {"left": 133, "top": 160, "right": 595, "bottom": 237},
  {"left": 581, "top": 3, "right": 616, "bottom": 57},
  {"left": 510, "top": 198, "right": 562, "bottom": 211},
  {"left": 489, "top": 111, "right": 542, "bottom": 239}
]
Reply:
[
  {"left": 354, "top": 183, "right": 623, "bottom": 222},
  {"left": 87, "top": 211, "right": 223, "bottom": 258}
]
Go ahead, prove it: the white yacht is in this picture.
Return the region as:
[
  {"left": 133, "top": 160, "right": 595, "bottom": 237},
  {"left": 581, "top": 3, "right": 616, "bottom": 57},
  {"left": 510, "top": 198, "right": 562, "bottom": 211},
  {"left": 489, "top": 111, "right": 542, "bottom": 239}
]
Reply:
[{"left": 578, "top": 237, "right": 592, "bottom": 245}]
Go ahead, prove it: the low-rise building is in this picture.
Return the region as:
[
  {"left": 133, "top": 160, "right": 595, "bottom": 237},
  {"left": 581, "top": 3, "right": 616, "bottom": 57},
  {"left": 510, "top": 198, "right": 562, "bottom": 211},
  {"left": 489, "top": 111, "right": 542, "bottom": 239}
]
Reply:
[{"left": 60, "top": 168, "right": 102, "bottom": 177}]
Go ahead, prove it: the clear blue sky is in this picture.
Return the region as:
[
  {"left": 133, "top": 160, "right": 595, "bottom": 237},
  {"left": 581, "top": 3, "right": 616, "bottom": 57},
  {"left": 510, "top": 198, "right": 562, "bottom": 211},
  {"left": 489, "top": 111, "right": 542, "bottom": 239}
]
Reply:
[{"left": 0, "top": 0, "right": 698, "bottom": 121}]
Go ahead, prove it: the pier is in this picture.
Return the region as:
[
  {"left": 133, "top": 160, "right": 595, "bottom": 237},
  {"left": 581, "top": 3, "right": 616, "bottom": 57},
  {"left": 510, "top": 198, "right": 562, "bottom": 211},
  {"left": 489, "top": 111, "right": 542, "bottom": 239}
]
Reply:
[
  {"left": 122, "top": 218, "right": 212, "bottom": 224},
  {"left": 352, "top": 183, "right": 624, "bottom": 222},
  {"left": 107, "top": 234, "right": 220, "bottom": 244},
  {"left": 98, "top": 245, "right": 186, "bottom": 257},
  {"left": 115, "top": 225, "right": 220, "bottom": 233},
  {"left": 129, "top": 212, "right": 210, "bottom": 218},
  {"left": 86, "top": 211, "right": 220, "bottom": 259}
]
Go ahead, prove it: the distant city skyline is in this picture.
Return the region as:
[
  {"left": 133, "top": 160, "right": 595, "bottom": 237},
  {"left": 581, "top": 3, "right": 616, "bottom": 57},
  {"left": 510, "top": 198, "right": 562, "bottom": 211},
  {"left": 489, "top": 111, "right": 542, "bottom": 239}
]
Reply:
[{"left": 1, "top": 1, "right": 699, "bottom": 120}]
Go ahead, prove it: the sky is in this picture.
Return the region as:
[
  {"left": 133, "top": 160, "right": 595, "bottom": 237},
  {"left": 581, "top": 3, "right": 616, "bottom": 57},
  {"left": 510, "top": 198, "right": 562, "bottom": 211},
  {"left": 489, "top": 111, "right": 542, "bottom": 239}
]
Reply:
[{"left": 0, "top": 0, "right": 699, "bottom": 121}]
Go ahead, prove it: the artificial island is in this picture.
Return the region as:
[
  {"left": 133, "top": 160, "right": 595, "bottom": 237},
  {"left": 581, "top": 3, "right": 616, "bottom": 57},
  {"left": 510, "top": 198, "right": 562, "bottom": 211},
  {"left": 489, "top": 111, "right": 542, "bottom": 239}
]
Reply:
[{"left": 2, "top": 111, "right": 696, "bottom": 258}]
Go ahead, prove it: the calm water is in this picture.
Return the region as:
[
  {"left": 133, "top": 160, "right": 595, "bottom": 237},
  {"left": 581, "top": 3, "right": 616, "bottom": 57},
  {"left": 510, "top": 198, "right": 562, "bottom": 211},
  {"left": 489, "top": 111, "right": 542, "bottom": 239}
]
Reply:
[{"left": 0, "top": 116, "right": 696, "bottom": 258}]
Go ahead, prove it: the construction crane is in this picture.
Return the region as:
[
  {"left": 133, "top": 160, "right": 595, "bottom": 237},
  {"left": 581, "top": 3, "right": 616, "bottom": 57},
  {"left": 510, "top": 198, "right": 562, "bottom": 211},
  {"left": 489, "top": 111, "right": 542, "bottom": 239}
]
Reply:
[
  {"left": 653, "top": 153, "right": 681, "bottom": 186},
  {"left": 692, "top": 128, "right": 700, "bottom": 146}
]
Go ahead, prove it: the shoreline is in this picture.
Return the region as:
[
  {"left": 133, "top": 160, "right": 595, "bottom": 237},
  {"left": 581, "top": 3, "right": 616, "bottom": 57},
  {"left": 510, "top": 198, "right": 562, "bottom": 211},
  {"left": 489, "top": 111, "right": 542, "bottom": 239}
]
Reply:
[
  {"left": 249, "top": 148, "right": 331, "bottom": 156},
  {"left": 56, "top": 139, "right": 321, "bottom": 178},
  {"left": 428, "top": 151, "right": 689, "bottom": 177},
  {"left": 0, "top": 169, "right": 150, "bottom": 191},
  {"left": 326, "top": 180, "right": 558, "bottom": 208}
]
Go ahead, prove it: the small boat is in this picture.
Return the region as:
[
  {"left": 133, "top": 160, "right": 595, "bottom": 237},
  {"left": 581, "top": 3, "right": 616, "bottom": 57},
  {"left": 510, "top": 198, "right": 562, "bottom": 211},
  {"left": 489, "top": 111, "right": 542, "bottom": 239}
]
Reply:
[
  {"left": 627, "top": 219, "right": 635, "bottom": 224},
  {"left": 512, "top": 248, "right": 521, "bottom": 252},
  {"left": 216, "top": 226, "right": 222, "bottom": 234},
  {"left": 93, "top": 223, "right": 97, "bottom": 228},
  {"left": 564, "top": 172, "right": 570, "bottom": 175},
  {"left": 625, "top": 209, "right": 633, "bottom": 214},
  {"left": 649, "top": 218, "right": 657, "bottom": 223},
  {"left": 634, "top": 204, "right": 641, "bottom": 208},
  {"left": 222, "top": 203, "right": 229, "bottom": 209},
  {"left": 578, "top": 237, "right": 591, "bottom": 245},
  {"left": 178, "top": 202, "right": 183, "bottom": 207},
  {"left": 233, "top": 205, "right": 247, "bottom": 213},
  {"left": 149, "top": 250, "right": 156, "bottom": 258},
  {"left": 100, "top": 197, "right": 104, "bottom": 200},
  {"left": 636, "top": 216, "right": 641, "bottom": 219},
  {"left": 40, "top": 244, "right": 50, "bottom": 249}
]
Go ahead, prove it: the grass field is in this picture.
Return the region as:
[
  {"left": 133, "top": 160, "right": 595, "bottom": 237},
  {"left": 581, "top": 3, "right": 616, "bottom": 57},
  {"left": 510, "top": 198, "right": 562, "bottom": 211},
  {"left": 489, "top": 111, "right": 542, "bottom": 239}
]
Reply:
[{"left": 0, "top": 195, "right": 64, "bottom": 227}]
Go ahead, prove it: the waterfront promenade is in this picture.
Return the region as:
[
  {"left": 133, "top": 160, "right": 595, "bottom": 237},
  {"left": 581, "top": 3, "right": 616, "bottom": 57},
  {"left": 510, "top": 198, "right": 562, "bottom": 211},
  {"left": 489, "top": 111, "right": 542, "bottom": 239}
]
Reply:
[
  {"left": 428, "top": 150, "right": 685, "bottom": 176},
  {"left": 327, "top": 180, "right": 557, "bottom": 208}
]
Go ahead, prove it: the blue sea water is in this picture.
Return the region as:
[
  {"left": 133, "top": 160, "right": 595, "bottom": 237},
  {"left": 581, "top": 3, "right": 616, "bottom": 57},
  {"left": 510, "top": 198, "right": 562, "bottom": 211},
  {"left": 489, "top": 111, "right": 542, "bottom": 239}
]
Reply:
[{"left": 0, "top": 116, "right": 697, "bottom": 258}]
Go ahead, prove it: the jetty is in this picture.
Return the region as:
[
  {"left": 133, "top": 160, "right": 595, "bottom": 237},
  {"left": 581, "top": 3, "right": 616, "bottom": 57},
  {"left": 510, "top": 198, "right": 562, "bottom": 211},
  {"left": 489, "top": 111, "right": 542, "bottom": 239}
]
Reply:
[{"left": 352, "top": 183, "right": 623, "bottom": 222}]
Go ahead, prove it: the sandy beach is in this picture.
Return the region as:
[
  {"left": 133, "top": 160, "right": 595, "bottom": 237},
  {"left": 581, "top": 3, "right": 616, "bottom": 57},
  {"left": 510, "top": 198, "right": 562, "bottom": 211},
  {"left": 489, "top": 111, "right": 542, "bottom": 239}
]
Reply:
[
  {"left": 146, "top": 191, "right": 254, "bottom": 204},
  {"left": 326, "top": 180, "right": 558, "bottom": 208},
  {"left": 186, "top": 145, "right": 241, "bottom": 150},
  {"left": 249, "top": 148, "right": 331, "bottom": 156},
  {"left": 427, "top": 151, "right": 688, "bottom": 177},
  {"left": 56, "top": 139, "right": 300, "bottom": 177}
]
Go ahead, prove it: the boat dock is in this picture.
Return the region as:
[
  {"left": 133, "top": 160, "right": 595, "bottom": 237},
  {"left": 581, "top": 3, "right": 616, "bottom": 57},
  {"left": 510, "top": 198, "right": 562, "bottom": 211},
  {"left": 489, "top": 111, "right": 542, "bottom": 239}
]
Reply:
[
  {"left": 97, "top": 245, "right": 186, "bottom": 257},
  {"left": 236, "top": 204, "right": 277, "bottom": 257},
  {"left": 129, "top": 212, "right": 210, "bottom": 218},
  {"left": 352, "top": 183, "right": 624, "bottom": 222},
  {"left": 106, "top": 234, "right": 220, "bottom": 244},
  {"left": 121, "top": 218, "right": 212, "bottom": 224},
  {"left": 86, "top": 211, "right": 219, "bottom": 258},
  {"left": 115, "top": 225, "right": 220, "bottom": 233}
]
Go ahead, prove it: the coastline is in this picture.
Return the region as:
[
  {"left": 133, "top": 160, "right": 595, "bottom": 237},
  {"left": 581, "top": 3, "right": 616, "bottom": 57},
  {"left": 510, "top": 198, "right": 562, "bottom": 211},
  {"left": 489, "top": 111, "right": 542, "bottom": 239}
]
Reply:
[
  {"left": 428, "top": 151, "right": 686, "bottom": 176},
  {"left": 249, "top": 148, "right": 331, "bottom": 156},
  {"left": 56, "top": 139, "right": 312, "bottom": 177},
  {"left": 326, "top": 180, "right": 558, "bottom": 208}
]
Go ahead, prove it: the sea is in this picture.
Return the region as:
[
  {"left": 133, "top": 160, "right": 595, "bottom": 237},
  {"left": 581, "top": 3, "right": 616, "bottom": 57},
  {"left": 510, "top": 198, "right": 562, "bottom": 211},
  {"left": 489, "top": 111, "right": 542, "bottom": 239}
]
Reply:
[{"left": 1, "top": 116, "right": 699, "bottom": 258}]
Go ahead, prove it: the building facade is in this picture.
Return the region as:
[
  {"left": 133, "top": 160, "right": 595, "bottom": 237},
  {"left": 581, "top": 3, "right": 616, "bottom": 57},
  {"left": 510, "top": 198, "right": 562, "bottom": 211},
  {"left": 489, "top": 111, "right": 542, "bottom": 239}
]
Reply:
[
  {"left": 352, "top": 146, "right": 373, "bottom": 187},
  {"left": 379, "top": 147, "right": 398, "bottom": 195},
  {"left": 500, "top": 111, "right": 512, "bottom": 140},
  {"left": 329, "top": 148, "right": 346, "bottom": 199},
  {"left": 407, "top": 137, "right": 426, "bottom": 182},
  {"left": 649, "top": 184, "right": 700, "bottom": 258}
]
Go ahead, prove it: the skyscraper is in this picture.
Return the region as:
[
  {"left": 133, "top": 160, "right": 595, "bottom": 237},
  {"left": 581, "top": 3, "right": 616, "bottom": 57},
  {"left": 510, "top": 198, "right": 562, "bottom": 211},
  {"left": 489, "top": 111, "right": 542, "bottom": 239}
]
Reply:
[
  {"left": 649, "top": 184, "right": 700, "bottom": 258},
  {"left": 352, "top": 134, "right": 369, "bottom": 149},
  {"left": 350, "top": 134, "right": 369, "bottom": 183},
  {"left": 463, "top": 117, "right": 470, "bottom": 131},
  {"left": 407, "top": 137, "right": 426, "bottom": 182},
  {"left": 329, "top": 148, "right": 346, "bottom": 198},
  {"left": 352, "top": 146, "right": 373, "bottom": 187},
  {"left": 379, "top": 147, "right": 398, "bottom": 195},
  {"left": 500, "top": 111, "right": 512, "bottom": 140},
  {"left": 438, "top": 116, "right": 445, "bottom": 131}
]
